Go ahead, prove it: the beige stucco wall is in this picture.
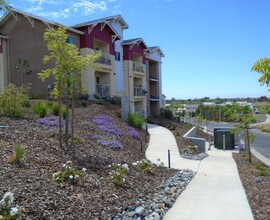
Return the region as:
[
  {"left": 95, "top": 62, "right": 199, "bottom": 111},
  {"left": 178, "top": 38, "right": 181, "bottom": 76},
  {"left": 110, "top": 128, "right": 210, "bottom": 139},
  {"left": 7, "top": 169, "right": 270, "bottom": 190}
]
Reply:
[
  {"left": 80, "top": 48, "right": 116, "bottom": 98},
  {"left": 0, "top": 12, "right": 81, "bottom": 97}
]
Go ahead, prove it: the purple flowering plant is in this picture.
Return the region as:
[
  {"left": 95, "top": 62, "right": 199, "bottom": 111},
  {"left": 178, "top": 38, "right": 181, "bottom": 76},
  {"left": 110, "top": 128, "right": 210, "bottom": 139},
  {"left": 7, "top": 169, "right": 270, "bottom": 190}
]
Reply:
[
  {"left": 92, "top": 115, "right": 123, "bottom": 136},
  {"left": 94, "top": 135, "right": 123, "bottom": 150},
  {"left": 36, "top": 116, "right": 67, "bottom": 127},
  {"left": 126, "top": 127, "right": 141, "bottom": 140},
  {"left": 255, "top": 176, "right": 268, "bottom": 186}
]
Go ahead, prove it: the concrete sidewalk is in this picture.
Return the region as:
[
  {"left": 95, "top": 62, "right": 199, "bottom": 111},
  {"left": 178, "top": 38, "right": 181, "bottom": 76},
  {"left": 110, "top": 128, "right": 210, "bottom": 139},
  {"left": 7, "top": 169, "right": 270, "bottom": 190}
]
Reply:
[{"left": 145, "top": 123, "right": 254, "bottom": 220}]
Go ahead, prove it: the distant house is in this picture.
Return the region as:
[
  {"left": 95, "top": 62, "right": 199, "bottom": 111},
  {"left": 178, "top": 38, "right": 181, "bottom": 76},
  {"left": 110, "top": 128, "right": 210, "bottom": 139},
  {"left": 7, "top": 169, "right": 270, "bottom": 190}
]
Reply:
[{"left": 0, "top": 8, "right": 165, "bottom": 118}]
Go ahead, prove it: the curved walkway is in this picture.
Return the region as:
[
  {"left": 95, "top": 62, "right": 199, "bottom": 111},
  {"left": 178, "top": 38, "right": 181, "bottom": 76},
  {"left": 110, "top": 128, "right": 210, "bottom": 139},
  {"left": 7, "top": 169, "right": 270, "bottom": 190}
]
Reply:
[{"left": 146, "top": 124, "right": 254, "bottom": 220}]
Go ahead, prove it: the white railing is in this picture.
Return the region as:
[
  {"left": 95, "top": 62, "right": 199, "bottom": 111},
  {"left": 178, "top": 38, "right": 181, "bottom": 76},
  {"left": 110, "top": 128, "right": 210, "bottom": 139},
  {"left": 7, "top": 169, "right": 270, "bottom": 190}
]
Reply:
[
  {"left": 95, "top": 84, "right": 110, "bottom": 98},
  {"left": 133, "top": 86, "right": 146, "bottom": 96},
  {"left": 133, "top": 62, "right": 144, "bottom": 73},
  {"left": 96, "top": 52, "right": 112, "bottom": 66}
]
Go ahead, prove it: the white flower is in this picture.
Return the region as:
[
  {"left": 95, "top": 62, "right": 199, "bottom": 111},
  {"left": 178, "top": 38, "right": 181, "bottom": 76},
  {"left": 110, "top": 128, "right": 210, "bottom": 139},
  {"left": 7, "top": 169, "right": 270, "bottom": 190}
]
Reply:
[
  {"left": 0, "top": 215, "right": 3, "bottom": 219},
  {"left": 69, "top": 175, "right": 73, "bottom": 179},
  {"left": 82, "top": 168, "right": 87, "bottom": 172},
  {"left": 10, "top": 207, "right": 19, "bottom": 216},
  {"left": 122, "top": 164, "right": 129, "bottom": 169},
  {"left": 108, "top": 165, "right": 111, "bottom": 168},
  {"left": 3, "top": 192, "right": 14, "bottom": 205},
  {"left": 66, "top": 161, "right": 72, "bottom": 165},
  {"left": 74, "top": 174, "right": 79, "bottom": 179}
]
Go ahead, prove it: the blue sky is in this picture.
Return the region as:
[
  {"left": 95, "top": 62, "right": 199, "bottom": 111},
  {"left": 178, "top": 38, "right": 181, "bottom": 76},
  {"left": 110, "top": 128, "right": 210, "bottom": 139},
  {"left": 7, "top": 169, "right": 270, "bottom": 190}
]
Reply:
[{"left": 2, "top": 0, "right": 270, "bottom": 99}]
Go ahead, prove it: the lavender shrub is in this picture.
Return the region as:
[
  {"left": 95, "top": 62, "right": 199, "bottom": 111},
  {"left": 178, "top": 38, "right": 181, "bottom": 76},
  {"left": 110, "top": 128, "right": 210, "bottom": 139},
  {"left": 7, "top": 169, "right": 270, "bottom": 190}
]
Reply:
[
  {"left": 126, "top": 127, "right": 141, "bottom": 140},
  {"left": 92, "top": 115, "right": 123, "bottom": 136}
]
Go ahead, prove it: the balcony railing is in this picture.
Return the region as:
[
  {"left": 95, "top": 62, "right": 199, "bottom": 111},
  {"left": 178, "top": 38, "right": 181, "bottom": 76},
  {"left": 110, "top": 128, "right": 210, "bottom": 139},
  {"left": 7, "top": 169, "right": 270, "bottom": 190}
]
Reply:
[
  {"left": 134, "top": 86, "right": 146, "bottom": 96},
  {"left": 95, "top": 84, "right": 110, "bottom": 98},
  {"left": 133, "top": 62, "right": 144, "bottom": 73},
  {"left": 96, "top": 52, "right": 112, "bottom": 66}
]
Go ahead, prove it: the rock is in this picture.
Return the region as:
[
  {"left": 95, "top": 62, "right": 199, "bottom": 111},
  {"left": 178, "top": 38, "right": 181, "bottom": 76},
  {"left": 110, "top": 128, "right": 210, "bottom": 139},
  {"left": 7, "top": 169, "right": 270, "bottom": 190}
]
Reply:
[{"left": 135, "top": 206, "right": 145, "bottom": 215}]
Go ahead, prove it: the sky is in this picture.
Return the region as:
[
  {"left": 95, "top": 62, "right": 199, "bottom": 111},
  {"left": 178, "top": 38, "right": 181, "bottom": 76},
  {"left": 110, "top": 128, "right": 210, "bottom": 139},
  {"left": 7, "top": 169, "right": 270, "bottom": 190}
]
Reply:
[{"left": 2, "top": 0, "right": 270, "bottom": 100}]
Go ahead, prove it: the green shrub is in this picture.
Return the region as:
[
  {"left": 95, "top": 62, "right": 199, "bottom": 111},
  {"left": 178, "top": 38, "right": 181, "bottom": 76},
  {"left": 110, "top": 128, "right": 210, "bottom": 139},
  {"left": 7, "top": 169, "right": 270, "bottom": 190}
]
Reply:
[
  {"left": 8, "top": 144, "right": 25, "bottom": 164},
  {"left": 109, "top": 96, "right": 121, "bottom": 105},
  {"left": 50, "top": 102, "right": 60, "bottom": 116},
  {"left": 253, "top": 162, "right": 269, "bottom": 176},
  {"left": 81, "top": 100, "right": 87, "bottom": 107},
  {"left": 53, "top": 161, "right": 86, "bottom": 184},
  {"left": 133, "top": 160, "right": 152, "bottom": 173},
  {"left": 78, "top": 91, "right": 89, "bottom": 101},
  {"left": 108, "top": 163, "right": 129, "bottom": 186},
  {"left": 0, "top": 84, "right": 29, "bottom": 117},
  {"left": 0, "top": 192, "right": 21, "bottom": 219},
  {"left": 159, "top": 107, "right": 173, "bottom": 120},
  {"left": 128, "top": 113, "right": 145, "bottom": 129},
  {"left": 96, "top": 99, "right": 103, "bottom": 105},
  {"left": 33, "top": 101, "right": 48, "bottom": 118}
]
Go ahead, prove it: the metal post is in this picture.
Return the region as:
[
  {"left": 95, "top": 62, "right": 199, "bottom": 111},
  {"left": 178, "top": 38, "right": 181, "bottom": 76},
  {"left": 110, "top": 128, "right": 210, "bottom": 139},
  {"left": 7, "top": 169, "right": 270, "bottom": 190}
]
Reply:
[
  {"left": 223, "top": 133, "right": 225, "bottom": 151},
  {"left": 168, "top": 149, "right": 171, "bottom": 168}
]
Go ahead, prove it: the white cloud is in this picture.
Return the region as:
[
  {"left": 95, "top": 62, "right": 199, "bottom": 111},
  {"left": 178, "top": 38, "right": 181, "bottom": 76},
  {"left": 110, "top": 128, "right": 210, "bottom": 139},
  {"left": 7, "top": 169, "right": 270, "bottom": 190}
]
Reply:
[
  {"left": 26, "top": 0, "right": 60, "bottom": 5},
  {"left": 73, "top": 0, "right": 107, "bottom": 15},
  {"left": 25, "top": 5, "right": 70, "bottom": 19}
]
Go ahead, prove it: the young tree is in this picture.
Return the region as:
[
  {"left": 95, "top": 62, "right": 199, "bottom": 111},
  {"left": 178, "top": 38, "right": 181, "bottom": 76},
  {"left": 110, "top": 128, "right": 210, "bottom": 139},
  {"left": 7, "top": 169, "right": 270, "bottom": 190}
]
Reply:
[
  {"left": 0, "top": 0, "right": 10, "bottom": 12},
  {"left": 232, "top": 113, "right": 255, "bottom": 162},
  {"left": 39, "top": 26, "right": 100, "bottom": 150},
  {"left": 252, "top": 58, "right": 270, "bottom": 87}
]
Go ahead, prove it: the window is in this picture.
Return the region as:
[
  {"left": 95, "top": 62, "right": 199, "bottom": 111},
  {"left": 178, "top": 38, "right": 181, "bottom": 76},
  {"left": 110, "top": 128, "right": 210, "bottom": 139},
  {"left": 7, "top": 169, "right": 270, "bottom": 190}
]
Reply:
[
  {"left": 115, "top": 51, "right": 121, "bottom": 61},
  {"left": 66, "top": 36, "right": 75, "bottom": 45}
]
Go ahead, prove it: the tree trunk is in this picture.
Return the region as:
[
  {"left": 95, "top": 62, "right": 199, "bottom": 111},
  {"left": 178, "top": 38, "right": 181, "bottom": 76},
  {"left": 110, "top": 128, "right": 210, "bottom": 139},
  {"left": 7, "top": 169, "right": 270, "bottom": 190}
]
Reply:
[
  {"left": 58, "top": 82, "right": 63, "bottom": 149},
  {"left": 71, "top": 88, "right": 75, "bottom": 145},
  {"left": 247, "top": 128, "right": 251, "bottom": 162}
]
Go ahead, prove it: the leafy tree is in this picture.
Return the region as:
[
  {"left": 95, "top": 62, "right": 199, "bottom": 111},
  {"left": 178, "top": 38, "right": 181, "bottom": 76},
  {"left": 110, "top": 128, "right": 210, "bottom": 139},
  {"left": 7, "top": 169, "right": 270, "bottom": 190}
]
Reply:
[
  {"left": 252, "top": 58, "right": 270, "bottom": 87},
  {"left": 38, "top": 26, "right": 100, "bottom": 150},
  {"left": 0, "top": 0, "right": 10, "bottom": 12},
  {"left": 232, "top": 113, "right": 255, "bottom": 162}
]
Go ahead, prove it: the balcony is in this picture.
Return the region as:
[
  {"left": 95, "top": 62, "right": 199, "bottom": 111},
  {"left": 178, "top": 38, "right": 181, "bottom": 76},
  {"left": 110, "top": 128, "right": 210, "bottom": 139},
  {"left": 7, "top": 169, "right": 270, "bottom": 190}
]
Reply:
[
  {"left": 134, "top": 86, "right": 146, "bottom": 96},
  {"left": 95, "top": 84, "right": 110, "bottom": 98},
  {"left": 96, "top": 52, "right": 112, "bottom": 67},
  {"left": 133, "top": 62, "right": 144, "bottom": 73}
]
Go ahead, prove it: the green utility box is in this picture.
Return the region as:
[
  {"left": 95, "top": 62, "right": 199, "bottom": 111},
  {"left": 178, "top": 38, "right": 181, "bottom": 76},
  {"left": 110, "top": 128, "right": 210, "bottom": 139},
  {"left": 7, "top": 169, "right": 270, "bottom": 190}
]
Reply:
[{"left": 214, "top": 128, "right": 235, "bottom": 150}]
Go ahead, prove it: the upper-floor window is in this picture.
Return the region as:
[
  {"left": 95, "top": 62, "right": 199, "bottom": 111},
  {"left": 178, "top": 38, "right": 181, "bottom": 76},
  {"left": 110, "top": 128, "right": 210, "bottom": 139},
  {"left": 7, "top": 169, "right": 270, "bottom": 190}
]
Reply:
[
  {"left": 66, "top": 36, "right": 75, "bottom": 45},
  {"left": 115, "top": 51, "right": 121, "bottom": 61}
]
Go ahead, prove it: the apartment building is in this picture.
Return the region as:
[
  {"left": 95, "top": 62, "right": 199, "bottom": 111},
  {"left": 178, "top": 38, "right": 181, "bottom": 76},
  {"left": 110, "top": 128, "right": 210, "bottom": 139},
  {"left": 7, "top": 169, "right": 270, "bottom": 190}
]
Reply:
[
  {"left": 0, "top": 8, "right": 82, "bottom": 96},
  {"left": 0, "top": 8, "right": 164, "bottom": 118}
]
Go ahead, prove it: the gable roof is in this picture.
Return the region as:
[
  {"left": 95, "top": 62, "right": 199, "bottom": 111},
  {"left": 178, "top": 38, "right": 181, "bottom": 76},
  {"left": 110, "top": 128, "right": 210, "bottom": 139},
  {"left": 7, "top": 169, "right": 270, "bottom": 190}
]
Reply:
[
  {"left": 147, "top": 46, "right": 165, "bottom": 57},
  {"left": 0, "top": 8, "right": 84, "bottom": 35},
  {"left": 122, "top": 38, "right": 148, "bottom": 49},
  {"left": 73, "top": 15, "right": 128, "bottom": 30}
]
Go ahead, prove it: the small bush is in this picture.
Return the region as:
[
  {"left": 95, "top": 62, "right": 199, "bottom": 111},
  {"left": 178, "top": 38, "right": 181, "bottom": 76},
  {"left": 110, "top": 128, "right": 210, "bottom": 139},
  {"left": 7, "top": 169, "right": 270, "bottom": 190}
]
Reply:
[
  {"left": 0, "top": 84, "right": 29, "bottom": 117},
  {"left": 81, "top": 100, "right": 87, "bottom": 107},
  {"left": 128, "top": 113, "right": 145, "bottom": 129},
  {"left": 0, "top": 192, "right": 21, "bottom": 219},
  {"left": 96, "top": 99, "right": 103, "bottom": 105},
  {"left": 253, "top": 162, "right": 270, "bottom": 176},
  {"left": 51, "top": 102, "right": 60, "bottom": 116},
  {"left": 33, "top": 101, "right": 48, "bottom": 118},
  {"left": 108, "top": 163, "right": 129, "bottom": 186},
  {"left": 133, "top": 160, "right": 152, "bottom": 173},
  {"left": 8, "top": 144, "right": 25, "bottom": 164},
  {"left": 109, "top": 96, "right": 121, "bottom": 105},
  {"left": 182, "top": 145, "right": 199, "bottom": 155},
  {"left": 78, "top": 91, "right": 89, "bottom": 101},
  {"left": 53, "top": 161, "right": 86, "bottom": 184}
]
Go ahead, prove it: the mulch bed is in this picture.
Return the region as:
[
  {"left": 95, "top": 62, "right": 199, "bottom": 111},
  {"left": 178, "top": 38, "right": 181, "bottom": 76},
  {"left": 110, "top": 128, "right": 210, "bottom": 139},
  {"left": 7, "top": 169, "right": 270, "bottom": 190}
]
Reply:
[
  {"left": 233, "top": 153, "right": 270, "bottom": 220},
  {"left": 0, "top": 103, "right": 178, "bottom": 219}
]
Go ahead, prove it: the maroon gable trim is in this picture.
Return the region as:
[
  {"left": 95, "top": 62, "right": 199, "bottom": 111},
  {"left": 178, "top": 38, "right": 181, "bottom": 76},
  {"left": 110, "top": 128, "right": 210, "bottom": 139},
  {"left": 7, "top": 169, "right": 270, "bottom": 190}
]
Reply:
[{"left": 78, "top": 23, "right": 116, "bottom": 55}]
